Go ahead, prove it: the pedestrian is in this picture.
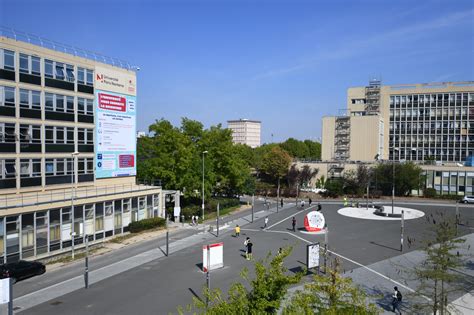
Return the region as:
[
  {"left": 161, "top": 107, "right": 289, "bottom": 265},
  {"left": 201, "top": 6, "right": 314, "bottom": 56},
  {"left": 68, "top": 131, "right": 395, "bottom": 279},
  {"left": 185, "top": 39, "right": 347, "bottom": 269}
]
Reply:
[
  {"left": 292, "top": 216, "right": 296, "bottom": 232},
  {"left": 301, "top": 200, "right": 305, "bottom": 208},
  {"left": 309, "top": 198, "right": 312, "bottom": 206},
  {"left": 244, "top": 237, "right": 250, "bottom": 258},
  {"left": 277, "top": 247, "right": 283, "bottom": 256},
  {"left": 192, "top": 215, "right": 195, "bottom": 225},
  {"left": 246, "top": 240, "right": 253, "bottom": 260},
  {"left": 264, "top": 216, "right": 269, "bottom": 229},
  {"left": 343, "top": 196, "right": 348, "bottom": 207},
  {"left": 317, "top": 203, "right": 322, "bottom": 211},
  {"left": 235, "top": 224, "right": 240, "bottom": 237},
  {"left": 391, "top": 286, "right": 402, "bottom": 314},
  {"left": 280, "top": 198, "right": 283, "bottom": 208}
]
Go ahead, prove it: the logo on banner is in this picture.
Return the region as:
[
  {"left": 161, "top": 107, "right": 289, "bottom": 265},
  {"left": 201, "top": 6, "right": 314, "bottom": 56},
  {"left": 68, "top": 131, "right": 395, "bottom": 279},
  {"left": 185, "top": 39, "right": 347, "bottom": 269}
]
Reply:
[{"left": 304, "top": 211, "right": 325, "bottom": 232}]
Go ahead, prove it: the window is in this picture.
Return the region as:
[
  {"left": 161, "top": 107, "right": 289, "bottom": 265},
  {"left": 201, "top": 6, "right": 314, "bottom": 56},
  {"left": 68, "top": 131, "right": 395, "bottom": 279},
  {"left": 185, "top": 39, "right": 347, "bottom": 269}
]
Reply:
[
  {"left": 45, "top": 159, "right": 54, "bottom": 176},
  {"left": 1, "top": 86, "right": 15, "bottom": 107},
  {"left": 45, "top": 126, "right": 75, "bottom": 144},
  {"left": 2, "top": 49, "right": 15, "bottom": 71},
  {"left": 78, "top": 158, "right": 94, "bottom": 174},
  {"left": 78, "top": 128, "right": 94, "bottom": 144},
  {"left": 19, "top": 89, "right": 41, "bottom": 110},
  {"left": 1, "top": 159, "right": 16, "bottom": 179},
  {"left": 19, "top": 125, "right": 41, "bottom": 143},
  {"left": 55, "top": 62, "right": 64, "bottom": 80},
  {"left": 78, "top": 67, "right": 93, "bottom": 85},
  {"left": 45, "top": 59, "right": 53, "bottom": 78},
  {"left": 20, "top": 159, "right": 41, "bottom": 178},
  {"left": 45, "top": 93, "right": 54, "bottom": 111},
  {"left": 78, "top": 97, "right": 94, "bottom": 115},
  {"left": 19, "top": 54, "right": 41, "bottom": 75},
  {"left": 0, "top": 123, "right": 15, "bottom": 143},
  {"left": 45, "top": 93, "right": 74, "bottom": 113},
  {"left": 66, "top": 64, "right": 74, "bottom": 82}
]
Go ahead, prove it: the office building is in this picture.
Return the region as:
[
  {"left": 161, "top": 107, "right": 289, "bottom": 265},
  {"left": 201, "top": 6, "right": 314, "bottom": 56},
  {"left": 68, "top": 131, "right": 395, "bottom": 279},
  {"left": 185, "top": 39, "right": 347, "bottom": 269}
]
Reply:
[
  {"left": 227, "top": 119, "right": 261, "bottom": 148},
  {"left": 0, "top": 31, "right": 178, "bottom": 263},
  {"left": 319, "top": 79, "right": 474, "bottom": 196}
]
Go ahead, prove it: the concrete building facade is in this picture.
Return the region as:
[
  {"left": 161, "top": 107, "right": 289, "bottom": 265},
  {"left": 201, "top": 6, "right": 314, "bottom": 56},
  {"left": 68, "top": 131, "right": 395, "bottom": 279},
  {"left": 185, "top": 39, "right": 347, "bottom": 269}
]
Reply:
[
  {"left": 0, "top": 34, "right": 176, "bottom": 263},
  {"left": 227, "top": 119, "right": 261, "bottom": 148}
]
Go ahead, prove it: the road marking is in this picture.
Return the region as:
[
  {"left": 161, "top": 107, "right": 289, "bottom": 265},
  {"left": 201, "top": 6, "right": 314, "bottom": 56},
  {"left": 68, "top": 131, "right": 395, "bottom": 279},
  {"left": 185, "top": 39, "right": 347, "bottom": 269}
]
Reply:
[
  {"left": 242, "top": 227, "right": 430, "bottom": 301},
  {"left": 265, "top": 205, "right": 318, "bottom": 230}
]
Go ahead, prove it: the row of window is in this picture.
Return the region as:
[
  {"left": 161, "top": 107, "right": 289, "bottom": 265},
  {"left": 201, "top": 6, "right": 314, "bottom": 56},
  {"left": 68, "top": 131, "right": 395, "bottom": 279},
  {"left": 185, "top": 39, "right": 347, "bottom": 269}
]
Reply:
[
  {"left": 0, "top": 123, "right": 93, "bottom": 145},
  {"left": 390, "top": 122, "right": 473, "bottom": 130},
  {"left": 1, "top": 49, "right": 94, "bottom": 86},
  {"left": 390, "top": 93, "right": 474, "bottom": 107},
  {"left": 390, "top": 107, "right": 474, "bottom": 118},
  {"left": 1, "top": 158, "right": 93, "bottom": 179},
  {"left": 390, "top": 149, "right": 471, "bottom": 157},
  {"left": 390, "top": 135, "right": 472, "bottom": 142},
  {"left": 0, "top": 195, "right": 161, "bottom": 262},
  {"left": 1, "top": 86, "right": 94, "bottom": 115}
]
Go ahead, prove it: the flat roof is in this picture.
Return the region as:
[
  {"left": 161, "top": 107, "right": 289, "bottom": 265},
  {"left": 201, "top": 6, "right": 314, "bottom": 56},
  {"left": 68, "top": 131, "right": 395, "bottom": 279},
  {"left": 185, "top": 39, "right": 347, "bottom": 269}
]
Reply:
[{"left": 227, "top": 119, "right": 261, "bottom": 123}]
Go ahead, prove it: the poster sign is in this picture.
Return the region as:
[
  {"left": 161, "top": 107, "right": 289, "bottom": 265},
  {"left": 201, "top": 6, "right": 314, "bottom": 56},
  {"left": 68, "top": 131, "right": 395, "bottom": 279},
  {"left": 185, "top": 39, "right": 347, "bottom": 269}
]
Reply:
[
  {"left": 0, "top": 278, "right": 10, "bottom": 304},
  {"left": 307, "top": 243, "right": 320, "bottom": 269},
  {"left": 173, "top": 207, "right": 181, "bottom": 217},
  {"left": 202, "top": 242, "right": 224, "bottom": 272},
  {"left": 304, "top": 211, "right": 325, "bottom": 232},
  {"left": 95, "top": 66, "right": 137, "bottom": 179}
]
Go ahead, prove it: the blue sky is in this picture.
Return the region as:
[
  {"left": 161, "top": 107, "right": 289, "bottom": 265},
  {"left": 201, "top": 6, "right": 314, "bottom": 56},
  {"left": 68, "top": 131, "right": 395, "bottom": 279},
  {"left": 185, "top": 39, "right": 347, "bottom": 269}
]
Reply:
[{"left": 1, "top": 0, "right": 473, "bottom": 143}]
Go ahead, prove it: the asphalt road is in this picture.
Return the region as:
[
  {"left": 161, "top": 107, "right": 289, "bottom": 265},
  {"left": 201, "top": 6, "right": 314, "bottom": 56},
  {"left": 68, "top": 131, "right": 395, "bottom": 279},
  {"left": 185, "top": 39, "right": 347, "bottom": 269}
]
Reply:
[{"left": 18, "top": 200, "right": 474, "bottom": 314}]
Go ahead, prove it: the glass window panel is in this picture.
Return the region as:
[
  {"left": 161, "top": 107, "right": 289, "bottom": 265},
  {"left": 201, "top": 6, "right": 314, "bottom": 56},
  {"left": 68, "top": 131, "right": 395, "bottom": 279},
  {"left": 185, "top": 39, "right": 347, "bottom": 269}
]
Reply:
[
  {"left": 4, "top": 50, "right": 15, "bottom": 70},
  {"left": 45, "top": 59, "right": 53, "bottom": 77},
  {"left": 20, "top": 54, "right": 29, "bottom": 73},
  {"left": 4, "top": 87, "right": 15, "bottom": 106},
  {"left": 56, "top": 95, "right": 64, "bottom": 111},
  {"left": 86, "top": 69, "right": 93, "bottom": 85},
  {"left": 78, "top": 98, "right": 85, "bottom": 113},
  {"left": 32, "top": 91, "right": 41, "bottom": 109},
  {"left": 57, "top": 160, "right": 65, "bottom": 174},
  {"left": 78, "top": 68, "right": 85, "bottom": 84},
  {"left": 45, "top": 159, "right": 54, "bottom": 175},
  {"left": 45, "top": 93, "right": 54, "bottom": 111},
  {"left": 31, "top": 56, "right": 40, "bottom": 75},
  {"left": 55, "top": 62, "right": 65, "bottom": 80},
  {"left": 20, "top": 89, "right": 29, "bottom": 107},
  {"left": 67, "top": 96, "right": 74, "bottom": 113},
  {"left": 66, "top": 65, "right": 74, "bottom": 82}
]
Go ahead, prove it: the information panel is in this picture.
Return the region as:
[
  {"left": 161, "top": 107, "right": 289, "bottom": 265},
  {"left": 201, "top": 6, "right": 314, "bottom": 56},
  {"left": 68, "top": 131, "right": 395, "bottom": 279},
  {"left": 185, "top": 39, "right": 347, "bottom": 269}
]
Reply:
[
  {"left": 307, "top": 243, "right": 320, "bottom": 269},
  {"left": 95, "top": 66, "right": 137, "bottom": 179}
]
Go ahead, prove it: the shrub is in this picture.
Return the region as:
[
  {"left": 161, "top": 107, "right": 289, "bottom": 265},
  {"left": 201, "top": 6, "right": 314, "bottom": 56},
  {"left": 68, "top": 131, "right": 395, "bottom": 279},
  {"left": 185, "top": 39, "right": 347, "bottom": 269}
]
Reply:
[
  {"left": 423, "top": 188, "right": 437, "bottom": 198},
  {"left": 128, "top": 217, "right": 166, "bottom": 233}
]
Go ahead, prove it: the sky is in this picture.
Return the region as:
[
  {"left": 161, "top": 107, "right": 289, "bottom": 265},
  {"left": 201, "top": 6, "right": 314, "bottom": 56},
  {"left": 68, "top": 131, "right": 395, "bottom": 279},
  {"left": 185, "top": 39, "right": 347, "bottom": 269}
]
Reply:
[{"left": 1, "top": 0, "right": 473, "bottom": 143}]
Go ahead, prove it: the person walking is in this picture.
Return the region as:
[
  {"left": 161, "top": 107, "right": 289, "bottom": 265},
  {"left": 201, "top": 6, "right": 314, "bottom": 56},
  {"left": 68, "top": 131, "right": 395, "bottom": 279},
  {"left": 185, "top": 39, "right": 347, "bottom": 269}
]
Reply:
[
  {"left": 391, "top": 286, "right": 402, "bottom": 314},
  {"left": 280, "top": 198, "right": 283, "bottom": 208},
  {"left": 317, "top": 203, "right": 322, "bottom": 211},
  {"left": 301, "top": 200, "right": 305, "bottom": 208},
  {"left": 192, "top": 215, "right": 196, "bottom": 226},
  {"left": 292, "top": 216, "right": 296, "bottom": 232},
  {"left": 309, "top": 198, "right": 312, "bottom": 206},
  {"left": 246, "top": 240, "right": 253, "bottom": 260},
  {"left": 244, "top": 237, "right": 250, "bottom": 258},
  {"left": 235, "top": 224, "right": 240, "bottom": 237},
  {"left": 264, "top": 216, "right": 269, "bottom": 229},
  {"left": 343, "top": 196, "right": 348, "bottom": 207}
]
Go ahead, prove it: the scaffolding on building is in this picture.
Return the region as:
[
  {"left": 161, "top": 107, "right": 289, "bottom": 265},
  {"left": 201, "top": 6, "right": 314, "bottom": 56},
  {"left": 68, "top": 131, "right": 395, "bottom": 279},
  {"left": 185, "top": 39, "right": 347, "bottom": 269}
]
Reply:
[{"left": 365, "top": 78, "right": 381, "bottom": 115}]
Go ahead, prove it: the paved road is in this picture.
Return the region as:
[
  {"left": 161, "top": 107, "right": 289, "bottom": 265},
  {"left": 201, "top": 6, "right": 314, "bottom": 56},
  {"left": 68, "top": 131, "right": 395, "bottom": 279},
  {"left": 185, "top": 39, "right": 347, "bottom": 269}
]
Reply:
[{"left": 14, "top": 200, "right": 474, "bottom": 314}]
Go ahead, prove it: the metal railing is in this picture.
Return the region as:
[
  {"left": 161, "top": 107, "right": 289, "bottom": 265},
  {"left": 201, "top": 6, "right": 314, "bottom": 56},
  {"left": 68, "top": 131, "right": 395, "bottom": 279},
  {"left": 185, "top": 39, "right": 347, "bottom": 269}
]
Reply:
[
  {"left": 0, "top": 183, "right": 161, "bottom": 209},
  {"left": 0, "top": 26, "right": 133, "bottom": 70}
]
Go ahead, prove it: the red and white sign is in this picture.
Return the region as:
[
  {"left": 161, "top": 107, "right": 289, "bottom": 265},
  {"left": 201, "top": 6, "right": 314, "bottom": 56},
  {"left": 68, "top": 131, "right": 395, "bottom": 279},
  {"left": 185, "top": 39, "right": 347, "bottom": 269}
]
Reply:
[
  {"left": 98, "top": 93, "right": 126, "bottom": 112},
  {"left": 304, "top": 211, "right": 325, "bottom": 232},
  {"left": 119, "top": 154, "right": 135, "bottom": 168},
  {"left": 202, "top": 242, "right": 224, "bottom": 272}
]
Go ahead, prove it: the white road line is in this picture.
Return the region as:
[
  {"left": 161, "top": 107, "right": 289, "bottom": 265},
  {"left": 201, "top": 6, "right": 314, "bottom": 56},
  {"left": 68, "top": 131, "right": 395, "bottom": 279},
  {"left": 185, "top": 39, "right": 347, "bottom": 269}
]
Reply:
[
  {"left": 265, "top": 205, "right": 318, "bottom": 230},
  {"left": 242, "top": 227, "right": 430, "bottom": 301}
]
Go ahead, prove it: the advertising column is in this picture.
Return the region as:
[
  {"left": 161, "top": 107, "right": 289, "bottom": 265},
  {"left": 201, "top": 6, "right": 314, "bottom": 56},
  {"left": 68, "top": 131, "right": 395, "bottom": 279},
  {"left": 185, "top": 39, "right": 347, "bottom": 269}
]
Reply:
[{"left": 94, "top": 66, "right": 137, "bottom": 178}]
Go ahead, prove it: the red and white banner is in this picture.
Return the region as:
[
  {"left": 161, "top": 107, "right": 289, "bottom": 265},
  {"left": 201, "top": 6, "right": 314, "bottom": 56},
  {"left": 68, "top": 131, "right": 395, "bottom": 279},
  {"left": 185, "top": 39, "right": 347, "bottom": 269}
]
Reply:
[
  {"left": 98, "top": 93, "right": 126, "bottom": 112},
  {"left": 202, "top": 242, "right": 224, "bottom": 272},
  {"left": 304, "top": 211, "right": 325, "bottom": 232}
]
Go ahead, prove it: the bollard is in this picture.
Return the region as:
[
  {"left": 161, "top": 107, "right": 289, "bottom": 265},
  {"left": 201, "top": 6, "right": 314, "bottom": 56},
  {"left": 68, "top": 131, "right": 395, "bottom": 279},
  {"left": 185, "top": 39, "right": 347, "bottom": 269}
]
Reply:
[{"left": 166, "top": 230, "right": 169, "bottom": 256}]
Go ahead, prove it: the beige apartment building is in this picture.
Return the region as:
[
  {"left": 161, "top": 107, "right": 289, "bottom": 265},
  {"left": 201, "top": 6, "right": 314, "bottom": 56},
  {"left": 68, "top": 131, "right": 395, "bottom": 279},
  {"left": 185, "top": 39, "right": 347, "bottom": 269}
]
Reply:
[
  {"left": 0, "top": 32, "right": 178, "bottom": 263},
  {"left": 318, "top": 79, "right": 474, "bottom": 196},
  {"left": 227, "top": 119, "right": 261, "bottom": 148}
]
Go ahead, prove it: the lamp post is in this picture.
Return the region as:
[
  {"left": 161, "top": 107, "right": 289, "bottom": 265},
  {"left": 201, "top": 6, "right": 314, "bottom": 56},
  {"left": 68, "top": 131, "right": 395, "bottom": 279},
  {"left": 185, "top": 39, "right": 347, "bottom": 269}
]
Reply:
[
  {"left": 202, "top": 151, "right": 208, "bottom": 221},
  {"left": 71, "top": 151, "right": 79, "bottom": 259},
  {"left": 392, "top": 148, "right": 399, "bottom": 215}
]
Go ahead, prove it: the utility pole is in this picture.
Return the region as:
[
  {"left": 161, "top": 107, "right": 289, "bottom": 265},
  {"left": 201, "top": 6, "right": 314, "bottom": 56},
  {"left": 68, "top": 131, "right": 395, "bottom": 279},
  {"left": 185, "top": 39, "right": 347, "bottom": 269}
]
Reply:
[
  {"left": 84, "top": 235, "right": 89, "bottom": 289},
  {"left": 400, "top": 210, "right": 404, "bottom": 252},
  {"left": 455, "top": 201, "right": 459, "bottom": 235},
  {"left": 277, "top": 178, "right": 280, "bottom": 213},
  {"left": 216, "top": 203, "right": 220, "bottom": 237},
  {"left": 251, "top": 195, "right": 254, "bottom": 223},
  {"left": 324, "top": 226, "right": 329, "bottom": 274},
  {"left": 392, "top": 161, "right": 395, "bottom": 215}
]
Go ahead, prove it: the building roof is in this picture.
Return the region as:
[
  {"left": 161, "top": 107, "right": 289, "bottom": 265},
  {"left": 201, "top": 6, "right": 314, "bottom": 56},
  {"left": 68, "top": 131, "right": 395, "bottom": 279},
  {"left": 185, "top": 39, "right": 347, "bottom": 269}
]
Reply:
[{"left": 227, "top": 119, "right": 261, "bottom": 124}]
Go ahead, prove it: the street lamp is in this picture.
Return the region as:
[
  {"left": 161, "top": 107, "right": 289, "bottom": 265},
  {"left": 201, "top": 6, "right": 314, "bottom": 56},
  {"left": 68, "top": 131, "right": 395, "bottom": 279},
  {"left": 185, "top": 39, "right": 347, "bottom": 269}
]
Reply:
[
  {"left": 71, "top": 151, "right": 79, "bottom": 259},
  {"left": 392, "top": 148, "right": 399, "bottom": 215},
  {"left": 202, "top": 151, "right": 208, "bottom": 221}
]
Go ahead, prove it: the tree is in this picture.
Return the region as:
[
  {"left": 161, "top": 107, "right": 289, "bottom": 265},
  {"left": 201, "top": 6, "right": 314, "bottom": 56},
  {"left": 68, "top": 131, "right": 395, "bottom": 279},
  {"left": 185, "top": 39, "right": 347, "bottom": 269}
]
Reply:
[
  {"left": 299, "top": 165, "right": 319, "bottom": 187},
  {"left": 283, "top": 257, "right": 379, "bottom": 314},
  {"left": 373, "top": 162, "right": 423, "bottom": 196},
  {"left": 261, "top": 146, "right": 292, "bottom": 198},
  {"left": 182, "top": 247, "right": 304, "bottom": 314},
  {"left": 409, "top": 214, "right": 468, "bottom": 315}
]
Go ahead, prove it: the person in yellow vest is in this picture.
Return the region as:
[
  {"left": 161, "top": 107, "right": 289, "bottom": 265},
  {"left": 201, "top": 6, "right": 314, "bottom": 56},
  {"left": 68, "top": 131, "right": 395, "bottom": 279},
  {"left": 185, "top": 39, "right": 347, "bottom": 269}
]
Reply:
[
  {"left": 343, "top": 196, "right": 348, "bottom": 207},
  {"left": 235, "top": 224, "right": 240, "bottom": 237}
]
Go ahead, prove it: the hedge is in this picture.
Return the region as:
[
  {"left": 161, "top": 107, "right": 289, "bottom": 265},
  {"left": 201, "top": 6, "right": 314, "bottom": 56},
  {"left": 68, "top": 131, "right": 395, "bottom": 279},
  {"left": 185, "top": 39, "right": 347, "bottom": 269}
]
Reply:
[{"left": 128, "top": 217, "right": 166, "bottom": 233}]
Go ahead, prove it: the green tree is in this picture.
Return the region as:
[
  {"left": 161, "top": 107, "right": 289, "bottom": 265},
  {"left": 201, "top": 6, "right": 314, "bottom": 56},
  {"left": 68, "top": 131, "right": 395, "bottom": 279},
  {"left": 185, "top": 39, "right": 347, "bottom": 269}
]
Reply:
[
  {"left": 373, "top": 162, "right": 423, "bottom": 196},
  {"left": 182, "top": 247, "right": 304, "bottom": 314},
  {"left": 304, "top": 139, "right": 321, "bottom": 160},
  {"left": 280, "top": 138, "right": 309, "bottom": 159},
  {"left": 261, "top": 146, "right": 292, "bottom": 197},
  {"left": 283, "top": 258, "right": 379, "bottom": 315},
  {"left": 410, "top": 214, "right": 468, "bottom": 315}
]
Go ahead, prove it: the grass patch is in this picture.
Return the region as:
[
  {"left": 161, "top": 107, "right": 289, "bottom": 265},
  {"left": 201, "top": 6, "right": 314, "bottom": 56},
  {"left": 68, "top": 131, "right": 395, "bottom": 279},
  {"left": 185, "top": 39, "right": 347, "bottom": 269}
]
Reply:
[{"left": 46, "top": 247, "right": 102, "bottom": 265}]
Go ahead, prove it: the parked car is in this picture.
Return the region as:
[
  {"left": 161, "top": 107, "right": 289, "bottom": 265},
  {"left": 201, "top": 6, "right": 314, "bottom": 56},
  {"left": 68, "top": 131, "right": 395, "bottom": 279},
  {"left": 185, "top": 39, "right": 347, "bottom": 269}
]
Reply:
[
  {"left": 0, "top": 260, "right": 46, "bottom": 283},
  {"left": 461, "top": 196, "right": 474, "bottom": 204}
]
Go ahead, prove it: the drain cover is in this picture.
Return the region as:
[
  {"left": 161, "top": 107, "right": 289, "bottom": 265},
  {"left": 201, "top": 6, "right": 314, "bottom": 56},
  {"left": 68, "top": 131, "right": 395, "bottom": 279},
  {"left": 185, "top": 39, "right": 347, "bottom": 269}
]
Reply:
[{"left": 50, "top": 301, "right": 63, "bottom": 306}]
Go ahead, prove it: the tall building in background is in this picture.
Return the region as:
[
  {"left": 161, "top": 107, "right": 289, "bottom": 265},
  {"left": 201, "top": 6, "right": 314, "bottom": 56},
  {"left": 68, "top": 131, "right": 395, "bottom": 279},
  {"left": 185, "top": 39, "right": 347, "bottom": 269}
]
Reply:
[
  {"left": 322, "top": 80, "right": 474, "bottom": 163},
  {"left": 0, "top": 31, "right": 179, "bottom": 263},
  {"left": 227, "top": 119, "right": 261, "bottom": 148}
]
